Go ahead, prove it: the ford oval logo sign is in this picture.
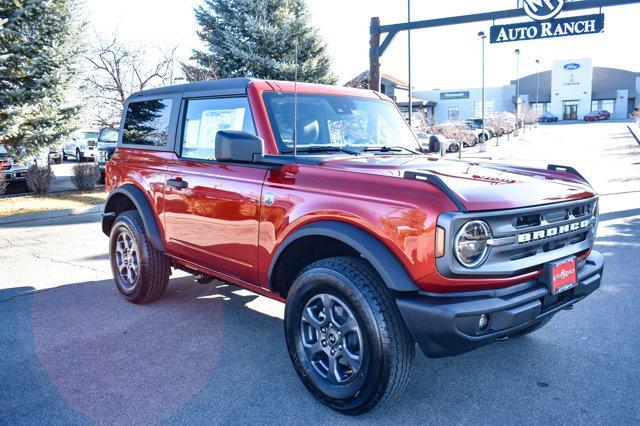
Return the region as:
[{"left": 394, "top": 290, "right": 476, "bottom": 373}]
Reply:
[
  {"left": 564, "top": 63, "right": 581, "bottom": 71},
  {"left": 523, "top": 0, "right": 565, "bottom": 21}
]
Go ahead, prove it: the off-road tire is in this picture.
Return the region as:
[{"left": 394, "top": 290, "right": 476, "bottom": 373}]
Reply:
[
  {"left": 109, "top": 210, "right": 170, "bottom": 304},
  {"left": 513, "top": 317, "right": 552, "bottom": 338},
  {"left": 284, "top": 257, "right": 415, "bottom": 415}
]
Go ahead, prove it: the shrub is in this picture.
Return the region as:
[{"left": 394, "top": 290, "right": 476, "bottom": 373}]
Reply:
[
  {"left": 71, "top": 163, "right": 100, "bottom": 190},
  {"left": 26, "top": 164, "right": 55, "bottom": 195},
  {"left": 0, "top": 165, "right": 8, "bottom": 195}
]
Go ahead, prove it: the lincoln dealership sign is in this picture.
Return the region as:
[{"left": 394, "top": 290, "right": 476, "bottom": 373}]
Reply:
[{"left": 490, "top": 1, "right": 605, "bottom": 44}]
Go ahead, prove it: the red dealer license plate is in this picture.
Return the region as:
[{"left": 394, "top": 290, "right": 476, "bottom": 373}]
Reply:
[{"left": 545, "top": 257, "right": 578, "bottom": 295}]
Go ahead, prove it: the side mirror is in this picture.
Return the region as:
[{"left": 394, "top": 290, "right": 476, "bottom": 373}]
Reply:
[{"left": 215, "top": 131, "right": 264, "bottom": 163}]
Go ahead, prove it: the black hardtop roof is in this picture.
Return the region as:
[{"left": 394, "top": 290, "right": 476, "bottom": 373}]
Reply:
[{"left": 129, "top": 77, "right": 254, "bottom": 99}]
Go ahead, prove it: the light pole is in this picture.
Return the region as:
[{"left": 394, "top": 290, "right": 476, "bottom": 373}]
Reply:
[
  {"left": 478, "top": 31, "right": 487, "bottom": 153},
  {"left": 535, "top": 58, "right": 541, "bottom": 112},
  {"left": 515, "top": 48, "right": 521, "bottom": 134}
]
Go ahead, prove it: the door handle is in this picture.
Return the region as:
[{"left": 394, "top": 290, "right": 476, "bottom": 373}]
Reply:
[{"left": 167, "top": 178, "right": 188, "bottom": 189}]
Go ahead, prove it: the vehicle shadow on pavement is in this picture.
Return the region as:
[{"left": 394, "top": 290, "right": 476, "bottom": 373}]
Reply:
[{"left": 2, "top": 248, "right": 639, "bottom": 425}]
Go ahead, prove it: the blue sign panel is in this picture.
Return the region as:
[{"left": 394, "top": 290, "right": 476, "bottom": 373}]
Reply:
[
  {"left": 490, "top": 13, "right": 604, "bottom": 44},
  {"left": 440, "top": 91, "right": 470, "bottom": 100}
]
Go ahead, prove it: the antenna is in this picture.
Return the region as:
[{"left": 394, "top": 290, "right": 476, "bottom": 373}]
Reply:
[{"left": 293, "top": 37, "right": 299, "bottom": 157}]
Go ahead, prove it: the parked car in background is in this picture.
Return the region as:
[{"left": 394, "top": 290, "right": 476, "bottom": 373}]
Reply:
[
  {"left": 48, "top": 145, "right": 63, "bottom": 164},
  {"left": 584, "top": 110, "right": 610, "bottom": 121},
  {"left": 539, "top": 113, "right": 559, "bottom": 123},
  {"left": 96, "top": 128, "right": 119, "bottom": 183},
  {"left": 63, "top": 130, "right": 99, "bottom": 161},
  {"left": 464, "top": 118, "right": 492, "bottom": 142},
  {"left": 434, "top": 122, "right": 479, "bottom": 147},
  {"left": 415, "top": 132, "right": 460, "bottom": 153},
  {"left": 0, "top": 145, "right": 29, "bottom": 192}
]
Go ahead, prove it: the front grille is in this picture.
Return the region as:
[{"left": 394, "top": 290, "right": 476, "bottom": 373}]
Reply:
[{"left": 437, "top": 198, "right": 598, "bottom": 277}]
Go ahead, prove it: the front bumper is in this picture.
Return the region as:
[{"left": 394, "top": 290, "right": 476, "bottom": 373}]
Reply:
[
  {"left": 397, "top": 251, "right": 604, "bottom": 358},
  {"left": 3, "top": 170, "right": 27, "bottom": 183}
]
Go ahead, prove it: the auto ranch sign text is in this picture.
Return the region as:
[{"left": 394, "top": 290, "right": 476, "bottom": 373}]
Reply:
[{"left": 490, "top": 13, "right": 605, "bottom": 43}]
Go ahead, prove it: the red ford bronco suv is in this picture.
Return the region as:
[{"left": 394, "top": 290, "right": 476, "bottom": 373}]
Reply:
[{"left": 102, "top": 78, "right": 603, "bottom": 414}]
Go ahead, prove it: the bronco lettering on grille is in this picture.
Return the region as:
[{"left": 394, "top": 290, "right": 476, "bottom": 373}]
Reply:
[{"left": 517, "top": 219, "right": 590, "bottom": 244}]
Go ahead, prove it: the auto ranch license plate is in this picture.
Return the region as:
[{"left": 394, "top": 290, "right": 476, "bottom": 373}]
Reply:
[{"left": 544, "top": 257, "right": 578, "bottom": 295}]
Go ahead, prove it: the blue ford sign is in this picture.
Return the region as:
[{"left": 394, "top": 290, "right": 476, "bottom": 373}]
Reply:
[{"left": 564, "top": 63, "right": 581, "bottom": 70}]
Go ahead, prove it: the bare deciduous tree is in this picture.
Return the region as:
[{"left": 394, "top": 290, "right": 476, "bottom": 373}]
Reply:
[
  {"left": 182, "top": 57, "right": 219, "bottom": 82},
  {"left": 82, "top": 35, "right": 177, "bottom": 127}
]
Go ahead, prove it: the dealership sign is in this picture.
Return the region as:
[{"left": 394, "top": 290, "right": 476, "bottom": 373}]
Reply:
[
  {"left": 440, "top": 91, "right": 469, "bottom": 100},
  {"left": 490, "top": 1, "right": 605, "bottom": 44}
]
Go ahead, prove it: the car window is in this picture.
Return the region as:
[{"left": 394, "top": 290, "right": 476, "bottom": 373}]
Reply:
[
  {"left": 99, "top": 129, "right": 119, "bottom": 143},
  {"left": 123, "top": 99, "right": 173, "bottom": 146},
  {"left": 264, "top": 93, "right": 419, "bottom": 153},
  {"left": 181, "top": 97, "right": 255, "bottom": 161}
]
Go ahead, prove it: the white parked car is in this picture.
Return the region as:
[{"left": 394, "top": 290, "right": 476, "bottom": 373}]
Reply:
[
  {"left": 414, "top": 131, "right": 460, "bottom": 153},
  {"left": 63, "top": 130, "right": 99, "bottom": 162}
]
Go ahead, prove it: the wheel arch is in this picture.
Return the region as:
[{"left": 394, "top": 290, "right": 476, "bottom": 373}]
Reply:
[
  {"left": 269, "top": 220, "right": 420, "bottom": 298},
  {"left": 102, "top": 183, "right": 165, "bottom": 252}
]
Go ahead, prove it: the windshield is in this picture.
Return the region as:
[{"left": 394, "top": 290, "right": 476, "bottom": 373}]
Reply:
[
  {"left": 263, "top": 93, "right": 420, "bottom": 154},
  {"left": 99, "top": 129, "right": 119, "bottom": 143},
  {"left": 82, "top": 132, "right": 99, "bottom": 139}
]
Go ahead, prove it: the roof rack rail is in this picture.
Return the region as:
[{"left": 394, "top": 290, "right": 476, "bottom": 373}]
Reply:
[{"left": 403, "top": 171, "right": 467, "bottom": 213}]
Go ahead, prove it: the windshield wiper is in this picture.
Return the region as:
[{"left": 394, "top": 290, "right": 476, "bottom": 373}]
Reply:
[
  {"left": 282, "top": 146, "right": 360, "bottom": 156},
  {"left": 362, "top": 146, "right": 419, "bottom": 154}
]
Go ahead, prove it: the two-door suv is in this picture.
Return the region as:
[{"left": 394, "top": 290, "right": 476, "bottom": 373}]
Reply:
[{"left": 103, "top": 78, "right": 603, "bottom": 414}]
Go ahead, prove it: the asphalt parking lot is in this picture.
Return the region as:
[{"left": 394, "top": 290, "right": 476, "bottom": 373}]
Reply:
[{"left": 1, "top": 121, "right": 639, "bottom": 424}]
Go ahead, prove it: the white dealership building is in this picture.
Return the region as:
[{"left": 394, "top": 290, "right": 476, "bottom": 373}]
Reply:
[{"left": 415, "top": 58, "right": 640, "bottom": 123}]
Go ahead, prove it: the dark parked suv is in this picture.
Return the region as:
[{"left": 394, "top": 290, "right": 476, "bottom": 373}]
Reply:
[{"left": 102, "top": 78, "right": 604, "bottom": 414}]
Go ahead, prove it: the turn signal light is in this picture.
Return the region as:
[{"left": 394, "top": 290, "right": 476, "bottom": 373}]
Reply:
[{"left": 436, "top": 227, "right": 445, "bottom": 258}]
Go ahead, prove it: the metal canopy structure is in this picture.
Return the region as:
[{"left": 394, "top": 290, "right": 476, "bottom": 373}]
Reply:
[{"left": 369, "top": 0, "right": 640, "bottom": 92}]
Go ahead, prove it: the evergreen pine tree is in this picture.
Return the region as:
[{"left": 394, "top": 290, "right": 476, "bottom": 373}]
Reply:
[
  {"left": 186, "top": 0, "right": 336, "bottom": 84},
  {"left": 0, "top": 0, "right": 82, "bottom": 158}
]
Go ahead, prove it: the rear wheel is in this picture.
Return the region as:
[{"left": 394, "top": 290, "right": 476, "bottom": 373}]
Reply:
[
  {"left": 109, "top": 211, "right": 170, "bottom": 304},
  {"left": 284, "top": 257, "right": 415, "bottom": 415},
  {"left": 448, "top": 143, "right": 460, "bottom": 153}
]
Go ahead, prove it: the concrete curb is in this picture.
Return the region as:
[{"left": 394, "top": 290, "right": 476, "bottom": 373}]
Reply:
[
  {"left": 628, "top": 125, "right": 640, "bottom": 145},
  {"left": 0, "top": 204, "right": 105, "bottom": 225}
]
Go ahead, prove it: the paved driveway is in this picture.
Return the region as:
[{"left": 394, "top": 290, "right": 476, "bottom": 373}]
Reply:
[{"left": 1, "top": 121, "right": 639, "bottom": 424}]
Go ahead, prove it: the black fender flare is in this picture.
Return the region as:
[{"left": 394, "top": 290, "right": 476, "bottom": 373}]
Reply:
[
  {"left": 102, "top": 184, "right": 165, "bottom": 252},
  {"left": 269, "top": 221, "right": 420, "bottom": 293}
]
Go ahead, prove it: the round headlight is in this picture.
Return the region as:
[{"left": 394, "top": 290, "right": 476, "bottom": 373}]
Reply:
[{"left": 454, "top": 220, "right": 492, "bottom": 268}]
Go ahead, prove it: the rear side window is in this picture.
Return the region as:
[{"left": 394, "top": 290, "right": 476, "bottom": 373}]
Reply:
[
  {"left": 181, "top": 97, "right": 255, "bottom": 161},
  {"left": 123, "top": 99, "right": 173, "bottom": 146}
]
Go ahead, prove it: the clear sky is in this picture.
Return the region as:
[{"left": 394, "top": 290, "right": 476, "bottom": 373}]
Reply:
[{"left": 82, "top": 0, "right": 639, "bottom": 90}]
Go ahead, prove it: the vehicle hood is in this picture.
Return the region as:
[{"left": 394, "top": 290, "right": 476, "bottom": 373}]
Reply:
[{"left": 318, "top": 155, "right": 595, "bottom": 211}]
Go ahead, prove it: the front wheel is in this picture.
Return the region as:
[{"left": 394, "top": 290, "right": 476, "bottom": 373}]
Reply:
[
  {"left": 76, "top": 149, "right": 82, "bottom": 162},
  {"left": 284, "top": 257, "right": 415, "bottom": 415},
  {"left": 109, "top": 210, "right": 170, "bottom": 304}
]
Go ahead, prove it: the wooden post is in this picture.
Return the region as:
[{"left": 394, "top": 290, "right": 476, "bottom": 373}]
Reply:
[{"left": 369, "top": 17, "right": 381, "bottom": 92}]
